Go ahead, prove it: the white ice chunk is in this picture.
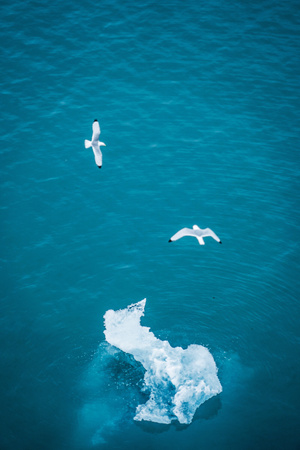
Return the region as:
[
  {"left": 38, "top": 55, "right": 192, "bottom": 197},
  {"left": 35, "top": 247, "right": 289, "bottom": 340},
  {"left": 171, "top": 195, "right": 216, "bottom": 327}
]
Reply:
[{"left": 104, "top": 299, "right": 222, "bottom": 424}]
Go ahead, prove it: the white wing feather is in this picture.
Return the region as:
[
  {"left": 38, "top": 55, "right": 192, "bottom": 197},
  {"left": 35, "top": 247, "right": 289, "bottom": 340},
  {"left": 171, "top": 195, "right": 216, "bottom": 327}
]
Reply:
[
  {"left": 92, "top": 121, "right": 100, "bottom": 142},
  {"left": 92, "top": 144, "right": 102, "bottom": 167},
  {"left": 169, "top": 227, "right": 197, "bottom": 242},
  {"left": 203, "top": 228, "right": 221, "bottom": 242}
]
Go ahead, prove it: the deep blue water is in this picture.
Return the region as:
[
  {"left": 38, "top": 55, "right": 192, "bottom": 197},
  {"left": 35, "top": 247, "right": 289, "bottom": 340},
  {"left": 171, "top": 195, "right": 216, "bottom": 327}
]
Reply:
[{"left": 0, "top": 0, "right": 299, "bottom": 448}]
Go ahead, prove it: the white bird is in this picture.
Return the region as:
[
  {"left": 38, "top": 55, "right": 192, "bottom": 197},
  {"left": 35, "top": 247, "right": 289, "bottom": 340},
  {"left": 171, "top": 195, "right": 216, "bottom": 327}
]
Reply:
[
  {"left": 168, "top": 225, "right": 222, "bottom": 245},
  {"left": 84, "top": 119, "right": 106, "bottom": 168}
]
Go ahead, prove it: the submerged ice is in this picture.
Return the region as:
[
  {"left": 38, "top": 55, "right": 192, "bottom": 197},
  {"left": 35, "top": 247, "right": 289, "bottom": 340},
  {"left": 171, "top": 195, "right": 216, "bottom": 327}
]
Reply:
[{"left": 104, "top": 299, "right": 222, "bottom": 424}]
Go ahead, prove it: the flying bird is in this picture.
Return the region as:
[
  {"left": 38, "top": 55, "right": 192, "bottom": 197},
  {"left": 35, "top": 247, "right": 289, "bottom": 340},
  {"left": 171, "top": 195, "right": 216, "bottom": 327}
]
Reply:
[
  {"left": 84, "top": 119, "right": 106, "bottom": 168},
  {"left": 168, "top": 225, "right": 222, "bottom": 245}
]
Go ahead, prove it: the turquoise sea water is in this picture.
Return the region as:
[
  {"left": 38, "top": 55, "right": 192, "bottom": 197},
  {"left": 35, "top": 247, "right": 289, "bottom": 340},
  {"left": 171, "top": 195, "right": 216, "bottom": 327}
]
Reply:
[{"left": 1, "top": 0, "right": 299, "bottom": 448}]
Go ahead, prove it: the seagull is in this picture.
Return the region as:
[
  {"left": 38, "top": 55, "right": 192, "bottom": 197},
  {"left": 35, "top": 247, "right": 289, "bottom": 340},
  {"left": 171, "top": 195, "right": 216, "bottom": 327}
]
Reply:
[
  {"left": 168, "top": 225, "right": 222, "bottom": 245},
  {"left": 84, "top": 119, "right": 106, "bottom": 168}
]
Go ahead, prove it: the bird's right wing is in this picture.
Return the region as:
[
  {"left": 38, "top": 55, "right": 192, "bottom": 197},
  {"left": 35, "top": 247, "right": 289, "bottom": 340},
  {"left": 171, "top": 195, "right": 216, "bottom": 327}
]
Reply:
[
  {"left": 204, "top": 228, "right": 221, "bottom": 243},
  {"left": 169, "top": 228, "right": 196, "bottom": 242},
  {"left": 92, "top": 120, "right": 100, "bottom": 142},
  {"left": 91, "top": 144, "right": 102, "bottom": 166}
]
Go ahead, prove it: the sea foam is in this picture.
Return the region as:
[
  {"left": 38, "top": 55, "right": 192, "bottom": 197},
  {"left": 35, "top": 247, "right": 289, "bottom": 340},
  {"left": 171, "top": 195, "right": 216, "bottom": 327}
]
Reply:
[{"left": 104, "top": 299, "right": 222, "bottom": 424}]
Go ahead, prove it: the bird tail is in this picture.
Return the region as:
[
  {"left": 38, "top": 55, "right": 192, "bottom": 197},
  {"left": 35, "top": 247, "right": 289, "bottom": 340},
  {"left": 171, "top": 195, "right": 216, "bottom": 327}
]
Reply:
[
  {"left": 85, "top": 140, "right": 92, "bottom": 148},
  {"left": 197, "top": 237, "right": 205, "bottom": 245}
]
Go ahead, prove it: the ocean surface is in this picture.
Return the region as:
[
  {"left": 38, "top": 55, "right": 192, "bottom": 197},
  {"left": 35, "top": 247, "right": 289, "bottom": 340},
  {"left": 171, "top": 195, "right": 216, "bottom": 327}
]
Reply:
[{"left": 0, "top": 0, "right": 299, "bottom": 448}]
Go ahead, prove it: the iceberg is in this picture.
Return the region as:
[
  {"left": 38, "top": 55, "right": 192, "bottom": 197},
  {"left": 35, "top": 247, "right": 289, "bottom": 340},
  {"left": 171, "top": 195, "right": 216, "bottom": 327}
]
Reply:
[{"left": 103, "top": 299, "right": 222, "bottom": 424}]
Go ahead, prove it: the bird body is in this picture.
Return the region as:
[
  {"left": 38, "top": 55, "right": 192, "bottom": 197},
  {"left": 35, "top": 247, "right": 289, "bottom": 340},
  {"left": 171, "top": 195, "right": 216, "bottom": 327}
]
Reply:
[
  {"left": 85, "top": 119, "right": 106, "bottom": 168},
  {"left": 169, "top": 225, "right": 222, "bottom": 245}
]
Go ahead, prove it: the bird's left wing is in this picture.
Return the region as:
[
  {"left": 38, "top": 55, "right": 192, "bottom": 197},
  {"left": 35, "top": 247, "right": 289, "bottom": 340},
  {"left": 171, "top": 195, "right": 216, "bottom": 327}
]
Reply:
[
  {"left": 169, "top": 227, "right": 196, "bottom": 242},
  {"left": 92, "top": 120, "right": 100, "bottom": 142}
]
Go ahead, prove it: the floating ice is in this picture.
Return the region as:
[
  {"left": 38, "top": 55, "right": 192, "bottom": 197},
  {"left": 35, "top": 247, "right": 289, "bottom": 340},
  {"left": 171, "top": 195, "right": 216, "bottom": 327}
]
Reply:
[{"left": 104, "top": 299, "right": 222, "bottom": 424}]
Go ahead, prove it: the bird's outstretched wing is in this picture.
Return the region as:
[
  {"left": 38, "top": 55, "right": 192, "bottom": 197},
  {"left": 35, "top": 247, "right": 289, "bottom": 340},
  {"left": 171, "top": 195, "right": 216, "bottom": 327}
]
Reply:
[
  {"left": 169, "top": 227, "right": 196, "bottom": 242},
  {"left": 204, "top": 228, "right": 221, "bottom": 243},
  {"left": 92, "top": 120, "right": 100, "bottom": 142},
  {"left": 92, "top": 145, "right": 103, "bottom": 167}
]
